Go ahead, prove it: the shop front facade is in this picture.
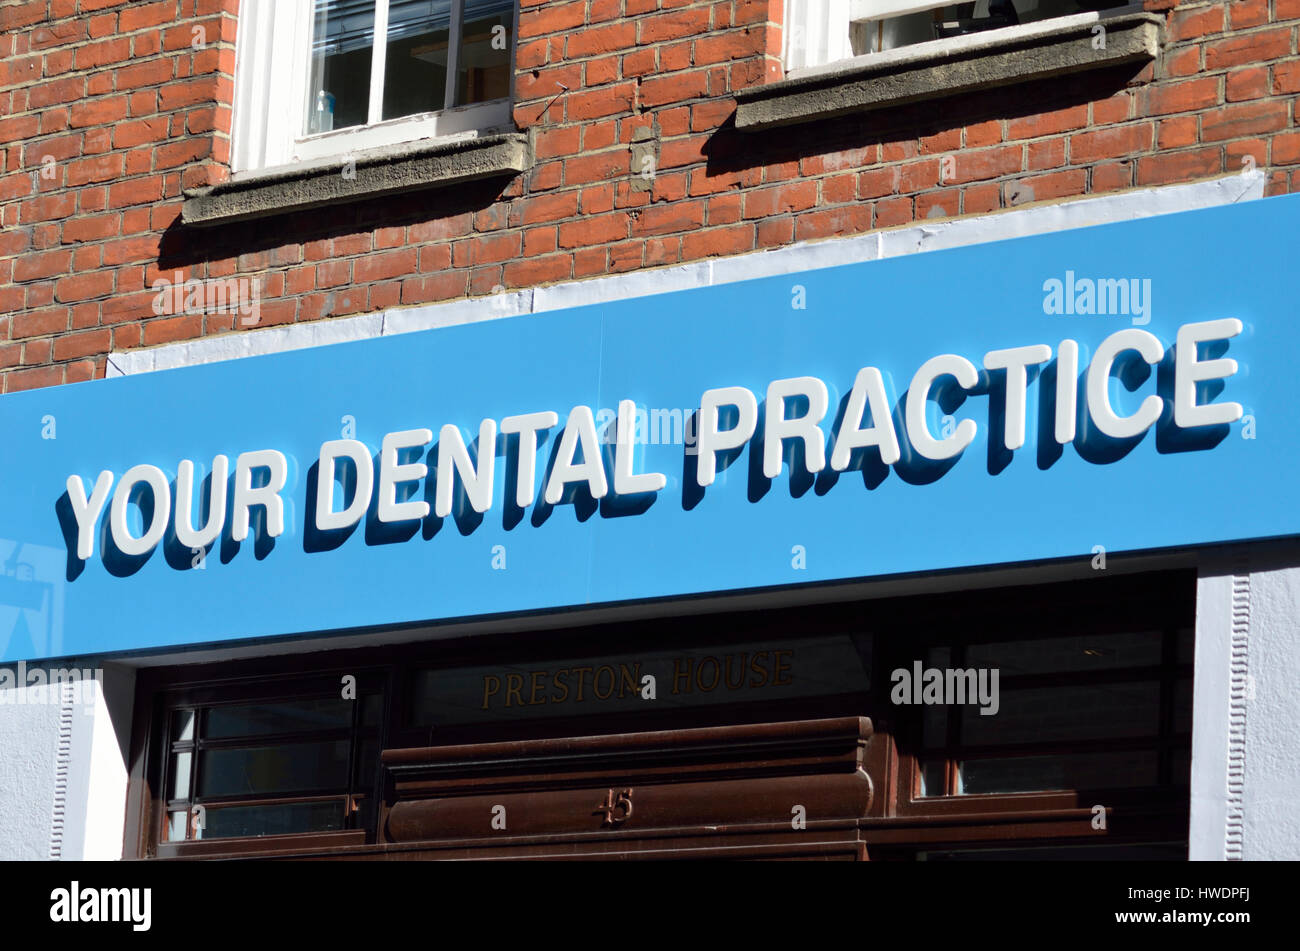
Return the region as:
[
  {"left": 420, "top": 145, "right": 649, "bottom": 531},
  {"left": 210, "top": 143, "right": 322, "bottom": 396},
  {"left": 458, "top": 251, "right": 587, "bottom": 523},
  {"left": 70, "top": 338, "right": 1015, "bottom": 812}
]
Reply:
[{"left": 0, "top": 0, "right": 1298, "bottom": 861}]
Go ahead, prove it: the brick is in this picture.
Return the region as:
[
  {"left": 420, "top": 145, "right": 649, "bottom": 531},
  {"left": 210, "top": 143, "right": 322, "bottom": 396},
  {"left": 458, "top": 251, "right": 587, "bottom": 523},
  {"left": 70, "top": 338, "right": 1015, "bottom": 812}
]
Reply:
[
  {"left": 1136, "top": 147, "right": 1221, "bottom": 185},
  {"left": 142, "top": 314, "right": 203, "bottom": 347},
  {"left": 585, "top": 55, "right": 620, "bottom": 86},
  {"left": 1007, "top": 104, "right": 1088, "bottom": 140},
  {"left": 797, "top": 205, "right": 873, "bottom": 240},
  {"left": 27, "top": 77, "right": 84, "bottom": 109},
  {"left": 917, "top": 189, "right": 960, "bottom": 220},
  {"left": 1272, "top": 61, "right": 1300, "bottom": 95},
  {"left": 1027, "top": 138, "right": 1065, "bottom": 171},
  {"left": 799, "top": 146, "right": 875, "bottom": 176},
  {"left": 821, "top": 173, "right": 856, "bottom": 204},
  {"left": 1226, "top": 66, "right": 1269, "bottom": 101},
  {"left": 1204, "top": 29, "right": 1292, "bottom": 70},
  {"left": 680, "top": 223, "right": 755, "bottom": 260},
  {"left": 53, "top": 328, "right": 112, "bottom": 361},
  {"left": 1158, "top": 115, "right": 1199, "bottom": 149},
  {"left": 857, "top": 167, "right": 898, "bottom": 200},
  {"left": 556, "top": 213, "right": 626, "bottom": 249},
  {"left": 1274, "top": 133, "right": 1300, "bottom": 165},
  {"left": 518, "top": 1, "right": 585, "bottom": 39},
  {"left": 564, "top": 150, "right": 630, "bottom": 184},
  {"left": 632, "top": 200, "right": 706, "bottom": 235},
  {"left": 522, "top": 190, "right": 581, "bottom": 225},
  {"left": 1228, "top": 0, "right": 1269, "bottom": 29},
  {"left": 14, "top": 249, "right": 71, "bottom": 282},
  {"left": 639, "top": 8, "right": 712, "bottom": 44},
  {"left": 695, "top": 29, "right": 763, "bottom": 65},
  {"left": 1164, "top": 46, "right": 1201, "bottom": 78},
  {"left": 1200, "top": 101, "right": 1288, "bottom": 141},
  {"left": 901, "top": 158, "right": 941, "bottom": 192},
  {"left": 573, "top": 246, "right": 607, "bottom": 277},
  {"left": 567, "top": 22, "right": 636, "bottom": 57},
  {"left": 69, "top": 96, "right": 128, "bottom": 128},
  {"left": 116, "top": 58, "right": 174, "bottom": 90},
  {"left": 639, "top": 70, "right": 710, "bottom": 108},
  {"left": 623, "top": 48, "right": 657, "bottom": 78},
  {"left": 965, "top": 120, "right": 1002, "bottom": 148},
  {"left": 565, "top": 82, "right": 635, "bottom": 119},
  {"left": 580, "top": 183, "right": 615, "bottom": 214},
  {"left": 963, "top": 183, "right": 1001, "bottom": 214},
  {"left": 1092, "top": 94, "right": 1131, "bottom": 125},
  {"left": 350, "top": 248, "right": 417, "bottom": 283},
  {"left": 54, "top": 272, "right": 114, "bottom": 303},
  {"left": 952, "top": 145, "right": 1022, "bottom": 184},
  {"left": 504, "top": 254, "right": 572, "bottom": 287},
  {"left": 119, "top": 0, "right": 174, "bottom": 31},
  {"left": 1170, "top": 4, "right": 1224, "bottom": 41},
  {"left": 1226, "top": 139, "right": 1266, "bottom": 175},
  {"left": 1069, "top": 123, "right": 1153, "bottom": 162},
  {"left": 1006, "top": 169, "right": 1087, "bottom": 205},
  {"left": 107, "top": 176, "right": 164, "bottom": 208},
  {"left": 399, "top": 272, "right": 467, "bottom": 306},
  {"left": 6, "top": 366, "right": 65, "bottom": 393},
  {"left": 920, "top": 128, "right": 962, "bottom": 154},
  {"left": 66, "top": 154, "right": 123, "bottom": 185},
  {"left": 12, "top": 306, "right": 68, "bottom": 338},
  {"left": 1140, "top": 78, "right": 1220, "bottom": 116}
]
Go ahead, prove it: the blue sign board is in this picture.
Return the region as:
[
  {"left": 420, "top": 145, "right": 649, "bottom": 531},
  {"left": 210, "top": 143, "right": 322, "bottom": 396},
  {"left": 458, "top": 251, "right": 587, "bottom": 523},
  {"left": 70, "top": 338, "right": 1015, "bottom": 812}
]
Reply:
[{"left": 1, "top": 193, "right": 1297, "bottom": 662}]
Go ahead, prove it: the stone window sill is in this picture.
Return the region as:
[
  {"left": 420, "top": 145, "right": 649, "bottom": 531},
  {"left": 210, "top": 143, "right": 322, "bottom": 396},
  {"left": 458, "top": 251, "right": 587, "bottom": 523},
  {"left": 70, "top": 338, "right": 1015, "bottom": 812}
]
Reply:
[
  {"left": 181, "top": 132, "right": 530, "bottom": 228},
  {"left": 734, "top": 12, "right": 1161, "bottom": 132}
]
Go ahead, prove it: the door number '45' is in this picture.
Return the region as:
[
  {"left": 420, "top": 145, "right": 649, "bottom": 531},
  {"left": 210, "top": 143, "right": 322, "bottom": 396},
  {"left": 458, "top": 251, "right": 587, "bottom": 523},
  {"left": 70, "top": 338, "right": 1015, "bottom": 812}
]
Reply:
[{"left": 595, "top": 788, "right": 633, "bottom": 827}]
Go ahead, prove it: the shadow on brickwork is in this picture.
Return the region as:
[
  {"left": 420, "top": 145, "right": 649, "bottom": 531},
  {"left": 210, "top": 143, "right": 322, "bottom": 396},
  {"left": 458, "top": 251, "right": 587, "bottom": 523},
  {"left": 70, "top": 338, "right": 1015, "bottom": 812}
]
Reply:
[{"left": 703, "top": 60, "right": 1150, "bottom": 177}]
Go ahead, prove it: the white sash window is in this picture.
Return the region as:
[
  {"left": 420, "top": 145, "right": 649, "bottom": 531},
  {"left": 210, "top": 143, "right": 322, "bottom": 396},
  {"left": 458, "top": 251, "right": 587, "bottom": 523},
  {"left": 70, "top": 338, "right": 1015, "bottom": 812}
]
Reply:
[
  {"left": 784, "top": 0, "right": 1135, "bottom": 72},
  {"left": 232, "top": 0, "right": 516, "bottom": 175}
]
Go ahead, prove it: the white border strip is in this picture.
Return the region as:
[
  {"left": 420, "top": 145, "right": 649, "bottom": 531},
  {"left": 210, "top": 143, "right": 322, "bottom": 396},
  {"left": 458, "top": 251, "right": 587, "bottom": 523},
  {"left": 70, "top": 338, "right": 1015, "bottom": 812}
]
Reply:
[{"left": 106, "top": 172, "right": 1265, "bottom": 377}]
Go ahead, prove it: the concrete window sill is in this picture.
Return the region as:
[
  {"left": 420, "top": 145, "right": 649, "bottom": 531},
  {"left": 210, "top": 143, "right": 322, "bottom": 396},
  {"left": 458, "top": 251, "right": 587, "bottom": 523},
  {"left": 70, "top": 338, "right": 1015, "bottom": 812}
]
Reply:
[
  {"left": 734, "top": 13, "right": 1161, "bottom": 132},
  {"left": 181, "top": 132, "right": 530, "bottom": 228}
]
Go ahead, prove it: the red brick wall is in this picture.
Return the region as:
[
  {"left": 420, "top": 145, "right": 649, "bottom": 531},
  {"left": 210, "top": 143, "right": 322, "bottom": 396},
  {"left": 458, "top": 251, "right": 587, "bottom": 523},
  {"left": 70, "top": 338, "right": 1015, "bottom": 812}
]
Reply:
[{"left": 0, "top": 0, "right": 1297, "bottom": 393}]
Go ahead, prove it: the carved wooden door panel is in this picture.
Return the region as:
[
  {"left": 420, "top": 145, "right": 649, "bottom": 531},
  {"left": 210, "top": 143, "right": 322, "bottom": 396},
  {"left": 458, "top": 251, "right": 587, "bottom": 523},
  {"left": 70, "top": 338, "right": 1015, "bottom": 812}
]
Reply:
[{"left": 378, "top": 717, "right": 874, "bottom": 859}]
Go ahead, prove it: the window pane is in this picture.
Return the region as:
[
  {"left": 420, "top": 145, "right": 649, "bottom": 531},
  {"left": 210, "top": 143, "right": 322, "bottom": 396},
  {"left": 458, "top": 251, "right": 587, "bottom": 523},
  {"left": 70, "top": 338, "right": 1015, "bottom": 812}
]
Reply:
[
  {"left": 383, "top": 0, "right": 451, "bottom": 120},
  {"left": 171, "top": 709, "right": 195, "bottom": 742},
  {"left": 197, "top": 801, "right": 346, "bottom": 840},
  {"left": 204, "top": 698, "right": 354, "bottom": 738},
  {"left": 858, "top": 0, "right": 1111, "bottom": 56},
  {"left": 169, "top": 751, "right": 192, "bottom": 801},
  {"left": 166, "top": 810, "right": 189, "bottom": 842},
  {"left": 456, "top": 0, "right": 514, "bottom": 106},
  {"left": 960, "top": 681, "right": 1161, "bottom": 746},
  {"left": 408, "top": 635, "right": 869, "bottom": 727},
  {"left": 308, "top": 0, "right": 377, "bottom": 133},
  {"left": 965, "top": 630, "right": 1163, "bottom": 676},
  {"left": 919, "top": 759, "right": 946, "bottom": 796},
  {"left": 197, "top": 741, "right": 351, "bottom": 797},
  {"left": 956, "top": 750, "right": 1159, "bottom": 794}
]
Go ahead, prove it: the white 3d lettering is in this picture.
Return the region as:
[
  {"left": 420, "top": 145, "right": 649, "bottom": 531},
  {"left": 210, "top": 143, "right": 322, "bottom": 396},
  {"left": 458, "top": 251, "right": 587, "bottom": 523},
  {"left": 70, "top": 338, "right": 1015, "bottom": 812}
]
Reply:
[{"left": 63, "top": 320, "right": 1242, "bottom": 562}]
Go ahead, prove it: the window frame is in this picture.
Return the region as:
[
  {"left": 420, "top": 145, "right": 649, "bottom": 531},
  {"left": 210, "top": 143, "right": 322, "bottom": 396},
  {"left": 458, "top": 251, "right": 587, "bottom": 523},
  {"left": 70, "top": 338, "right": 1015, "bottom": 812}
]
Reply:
[
  {"left": 783, "top": 0, "right": 1148, "bottom": 74},
  {"left": 124, "top": 571, "right": 1197, "bottom": 860},
  {"left": 231, "top": 0, "right": 518, "bottom": 177},
  {"left": 132, "top": 669, "right": 390, "bottom": 859}
]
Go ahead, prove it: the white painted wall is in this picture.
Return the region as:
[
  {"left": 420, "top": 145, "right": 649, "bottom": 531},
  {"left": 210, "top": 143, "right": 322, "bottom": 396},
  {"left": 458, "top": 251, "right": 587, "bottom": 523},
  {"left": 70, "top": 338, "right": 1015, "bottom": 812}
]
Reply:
[
  {"left": 1239, "top": 556, "right": 1300, "bottom": 859},
  {"left": 0, "top": 678, "right": 63, "bottom": 860},
  {"left": 0, "top": 664, "right": 133, "bottom": 860}
]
